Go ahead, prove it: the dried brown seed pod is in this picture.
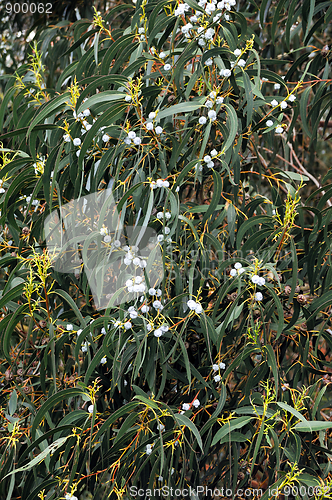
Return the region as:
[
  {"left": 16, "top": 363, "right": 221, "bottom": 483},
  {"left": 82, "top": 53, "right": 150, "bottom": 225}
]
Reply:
[
  {"left": 284, "top": 285, "right": 291, "bottom": 295},
  {"left": 296, "top": 294, "right": 307, "bottom": 304},
  {"left": 238, "top": 472, "right": 245, "bottom": 480},
  {"left": 22, "top": 227, "right": 30, "bottom": 235},
  {"left": 168, "top": 95, "right": 176, "bottom": 103},
  {"left": 39, "top": 320, "right": 47, "bottom": 328},
  {"left": 228, "top": 292, "right": 238, "bottom": 301}
]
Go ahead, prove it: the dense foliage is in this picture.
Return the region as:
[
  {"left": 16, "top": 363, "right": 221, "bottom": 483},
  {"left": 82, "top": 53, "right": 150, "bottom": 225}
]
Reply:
[{"left": 1, "top": 0, "right": 332, "bottom": 499}]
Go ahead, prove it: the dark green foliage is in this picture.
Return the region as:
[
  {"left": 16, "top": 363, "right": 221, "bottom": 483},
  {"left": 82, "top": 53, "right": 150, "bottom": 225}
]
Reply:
[{"left": 0, "top": 1, "right": 332, "bottom": 499}]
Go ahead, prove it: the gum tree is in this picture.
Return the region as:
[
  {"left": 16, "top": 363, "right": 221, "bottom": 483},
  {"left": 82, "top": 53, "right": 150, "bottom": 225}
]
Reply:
[{"left": 0, "top": 1, "right": 332, "bottom": 499}]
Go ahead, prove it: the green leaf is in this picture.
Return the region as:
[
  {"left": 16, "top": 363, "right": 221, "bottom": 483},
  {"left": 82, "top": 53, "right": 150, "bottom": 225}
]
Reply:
[
  {"left": 222, "top": 103, "right": 238, "bottom": 153},
  {"left": 133, "top": 395, "right": 159, "bottom": 410},
  {"left": 242, "top": 70, "right": 254, "bottom": 127},
  {"left": 94, "top": 402, "right": 138, "bottom": 442},
  {"left": 156, "top": 100, "right": 205, "bottom": 121},
  {"left": 294, "top": 421, "right": 332, "bottom": 432},
  {"left": 8, "top": 390, "right": 17, "bottom": 416},
  {"left": 202, "top": 170, "right": 222, "bottom": 224},
  {"left": 265, "top": 344, "right": 279, "bottom": 395},
  {"left": 277, "top": 402, "right": 307, "bottom": 423},
  {"left": 211, "top": 416, "right": 255, "bottom": 446},
  {"left": 3, "top": 436, "right": 70, "bottom": 478},
  {"left": 174, "top": 413, "right": 203, "bottom": 452},
  {"left": 31, "top": 388, "right": 87, "bottom": 440},
  {"left": 27, "top": 93, "right": 70, "bottom": 138},
  {"left": 76, "top": 91, "right": 126, "bottom": 114},
  {"left": 0, "top": 283, "right": 25, "bottom": 311},
  {"left": 51, "top": 289, "right": 86, "bottom": 327}
]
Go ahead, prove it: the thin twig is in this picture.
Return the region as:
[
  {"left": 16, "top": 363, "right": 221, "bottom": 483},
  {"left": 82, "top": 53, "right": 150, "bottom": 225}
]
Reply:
[{"left": 287, "top": 141, "right": 332, "bottom": 207}]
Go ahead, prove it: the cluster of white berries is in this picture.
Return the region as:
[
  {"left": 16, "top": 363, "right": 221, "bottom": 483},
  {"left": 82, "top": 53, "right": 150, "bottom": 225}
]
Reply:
[
  {"left": 189, "top": 0, "right": 236, "bottom": 26},
  {"left": 124, "top": 130, "right": 142, "bottom": 146},
  {"left": 181, "top": 22, "right": 193, "bottom": 38},
  {"left": 123, "top": 245, "right": 147, "bottom": 268},
  {"left": 251, "top": 274, "right": 265, "bottom": 286},
  {"left": 152, "top": 299, "right": 164, "bottom": 311},
  {"left": 153, "top": 324, "right": 169, "bottom": 337},
  {"left": 266, "top": 93, "right": 296, "bottom": 134},
  {"left": 156, "top": 210, "right": 171, "bottom": 220},
  {"left": 128, "top": 306, "right": 138, "bottom": 319},
  {"left": 145, "top": 112, "right": 163, "bottom": 134},
  {"left": 213, "top": 362, "right": 226, "bottom": 382},
  {"left": 230, "top": 265, "right": 265, "bottom": 301},
  {"left": 72, "top": 102, "right": 90, "bottom": 121},
  {"left": 271, "top": 96, "right": 296, "bottom": 109},
  {"left": 126, "top": 276, "right": 146, "bottom": 294},
  {"left": 204, "top": 148, "right": 219, "bottom": 168},
  {"left": 266, "top": 120, "right": 285, "bottom": 134},
  {"left": 146, "top": 443, "right": 154, "bottom": 455},
  {"left": 63, "top": 136, "right": 80, "bottom": 146},
  {"left": 197, "top": 26, "right": 215, "bottom": 46},
  {"left": 219, "top": 68, "right": 232, "bottom": 78},
  {"left": 237, "top": 58, "right": 246, "bottom": 68},
  {"left": 63, "top": 105, "right": 92, "bottom": 149},
  {"left": 155, "top": 209, "right": 172, "bottom": 243},
  {"left": 208, "top": 90, "right": 224, "bottom": 105},
  {"left": 207, "top": 109, "right": 217, "bottom": 121},
  {"left": 251, "top": 274, "right": 265, "bottom": 301},
  {"left": 181, "top": 399, "right": 200, "bottom": 412},
  {"left": 65, "top": 494, "right": 78, "bottom": 500},
  {"left": 81, "top": 341, "right": 91, "bottom": 352},
  {"left": 151, "top": 179, "right": 170, "bottom": 188},
  {"left": 138, "top": 27, "right": 145, "bottom": 40},
  {"left": 187, "top": 299, "right": 203, "bottom": 314},
  {"left": 82, "top": 122, "right": 93, "bottom": 135},
  {"left": 174, "top": 2, "right": 190, "bottom": 16},
  {"left": 149, "top": 287, "right": 162, "bottom": 297},
  {"left": 229, "top": 262, "right": 245, "bottom": 276}
]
